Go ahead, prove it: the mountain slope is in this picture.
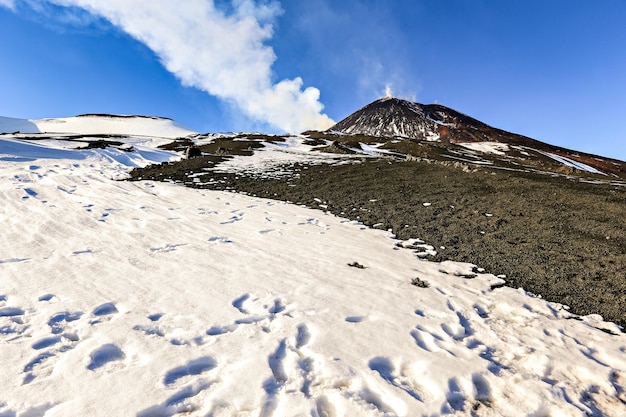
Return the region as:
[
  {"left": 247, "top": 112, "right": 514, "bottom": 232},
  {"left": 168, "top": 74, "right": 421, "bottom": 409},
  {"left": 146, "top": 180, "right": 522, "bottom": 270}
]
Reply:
[
  {"left": 1, "top": 125, "right": 625, "bottom": 416},
  {"left": 329, "top": 97, "right": 626, "bottom": 178}
]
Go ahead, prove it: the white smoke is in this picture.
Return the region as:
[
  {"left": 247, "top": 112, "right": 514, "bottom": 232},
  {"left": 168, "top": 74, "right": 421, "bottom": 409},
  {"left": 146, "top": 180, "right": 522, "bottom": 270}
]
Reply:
[
  {"left": 384, "top": 84, "right": 393, "bottom": 98},
  {"left": 39, "top": 0, "right": 335, "bottom": 132}
]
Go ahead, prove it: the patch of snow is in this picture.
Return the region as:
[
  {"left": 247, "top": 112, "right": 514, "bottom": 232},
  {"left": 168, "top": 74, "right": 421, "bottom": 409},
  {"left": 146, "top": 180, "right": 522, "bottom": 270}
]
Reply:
[
  {"left": 211, "top": 136, "right": 365, "bottom": 178},
  {"left": 356, "top": 142, "right": 393, "bottom": 155},
  {"left": 458, "top": 142, "right": 510, "bottom": 156},
  {"left": 536, "top": 150, "right": 605, "bottom": 175}
]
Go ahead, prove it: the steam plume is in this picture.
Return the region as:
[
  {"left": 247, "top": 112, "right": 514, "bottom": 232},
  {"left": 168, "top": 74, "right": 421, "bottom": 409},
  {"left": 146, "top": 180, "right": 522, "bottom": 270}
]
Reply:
[
  {"left": 384, "top": 84, "right": 394, "bottom": 98},
  {"left": 43, "top": 0, "right": 335, "bottom": 132}
]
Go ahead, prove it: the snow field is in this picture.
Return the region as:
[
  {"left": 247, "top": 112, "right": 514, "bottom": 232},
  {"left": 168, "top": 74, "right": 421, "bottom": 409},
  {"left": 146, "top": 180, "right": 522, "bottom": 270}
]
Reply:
[
  {"left": 0, "top": 136, "right": 625, "bottom": 416},
  {"left": 0, "top": 114, "right": 195, "bottom": 139}
]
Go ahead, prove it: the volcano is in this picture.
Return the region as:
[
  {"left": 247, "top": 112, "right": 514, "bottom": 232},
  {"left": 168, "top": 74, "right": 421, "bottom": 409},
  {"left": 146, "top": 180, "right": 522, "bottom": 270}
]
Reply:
[{"left": 329, "top": 97, "right": 626, "bottom": 178}]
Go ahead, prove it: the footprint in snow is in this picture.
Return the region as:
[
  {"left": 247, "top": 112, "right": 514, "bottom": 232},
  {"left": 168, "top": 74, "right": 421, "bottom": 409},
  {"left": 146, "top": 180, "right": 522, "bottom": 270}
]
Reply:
[
  {"left": 133, "top": 312, "right": 166, "bottom": 338},
  {"left": 232, "top": 293, "right": 289, "bottom": 317},
  {"left": 293, "top": 324, "right": 324, "bottom": 398},
  {"left": 90, "top": 302, "right": 119, "bottom": 325},
  {"left": 163, "top": 356, "right": 217, "bottom": 387},
  {"left": 20, "top": 309, "right": 84, "bottom": 383},
  {"left": 315, "top": 396, "right": 337, "bottom": 417},
  {"left": 148, "top": 313, "right": 163, "bottom": 322},
  {"left": 410, "top": 327, "right": 442, "bottom": 353},
  {"left": 23, "top": 331, "right": 79, "bottom": 384},
  {"left": 220, "top": 214, "right": 243, "bottom": 224},
  {"left": 137, "top": 381, "right": 215, "bottom": 417},
  {"left": 368, "top": 356, "right": 423, "bottom": 402},
  {"left": 260, "top": 340, "right": 289, "bottom": 416},
  {"left": 23, "top": 351, "right": 56, "bottom": 384},
  {"left": 0, "top": 306, "right": 25, "bottom": 317},
  {"left": 269, "top": 298, "right": 286, "bottom": 315},
  {"left": 440, "top": 311, "right": 474, "bottom": 341},
  {"left": 134, "top": 323, "right": 166, "bottom": 338},
  {"left": 442, "top": 373, "right": 494, "bottom": 412},
  {"left": 345, "top": 315, "right": 367, "bottom": 323},
  {"left": 150, "top": 243, "right": 188, "bottom": 253},
  {"left": 92, "top": 302, "right": 118, "bottom": 317},
  {"left": 208, "top": 236, "right": 232, "bottom": 244},
  {"left": 0, "top": 309, "right": 28, "bottom": 342},
  {"left": 71, "top": 248, "right": 100, "bottom": 256},
  {"left": 295, "top": 323, "right": 311, "bottom": 349},
  {"left": 206, "top": 295, "right": 292, "bottom": 341},
  {"left": 22, "top": 187, "right": 38, "bottom": 199},
  {"left": 232, "top": 293, "right": 251, "bottom": 314},
  {"left": 472, "top": 372, "right": 493, "bottom": 404},
  {"left": 32, "top": 336, "right": 63, "bottom": 350},
  {"left": 87, "top": 343, "right": 125, "bottom": 371},
  {"left": 0, "top": 258, "right": 30, "bottom": 264},
  {"left": 205, "top": 324, "right": 237, "bottom": 336},
  {"left": 266, "top": 339, "right": 288, "bottom": 390},
  {"left": 445, "top": 377, "right": 466, "bottom": 412},
  {"left": 48, "top": 311, "right": 82, "bottom": 334},
  {"left": 358, "top": 384, "right": 401, "bottom": 414}
]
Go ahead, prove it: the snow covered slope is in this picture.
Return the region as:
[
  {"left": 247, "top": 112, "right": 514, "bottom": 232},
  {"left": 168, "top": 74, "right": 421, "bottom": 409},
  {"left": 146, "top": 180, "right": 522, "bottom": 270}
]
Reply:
[
  {"left": 1, "top": 126, "right": 626, "bottom": 416},
  {"left": 0, "top": 114, "right": 194, "bottom": 168},
  {"left": 0, "top": 114, "right": 196, "bottom": 139},
  {"left": 0, "top": 116, "right": 41, "bottom": 134}
]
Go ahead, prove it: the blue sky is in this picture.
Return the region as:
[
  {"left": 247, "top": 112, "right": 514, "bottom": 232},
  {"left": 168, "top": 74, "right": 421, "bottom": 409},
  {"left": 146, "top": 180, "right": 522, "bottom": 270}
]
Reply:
[{"left": 1, "top": 1, "right": 625, "bottom": 160}]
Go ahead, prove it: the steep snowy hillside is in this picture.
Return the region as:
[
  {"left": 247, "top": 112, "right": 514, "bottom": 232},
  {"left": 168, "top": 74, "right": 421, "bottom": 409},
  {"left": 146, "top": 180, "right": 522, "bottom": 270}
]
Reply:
[{"left": 1, "top": 124, "right": 625, "bottom": 416}]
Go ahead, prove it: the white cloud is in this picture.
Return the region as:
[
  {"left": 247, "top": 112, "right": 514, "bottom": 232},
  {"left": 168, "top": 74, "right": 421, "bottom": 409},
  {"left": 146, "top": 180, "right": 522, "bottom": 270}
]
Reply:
[
  {"left": 0, "top": 0, "right": 16, "bottom": 10},
  {"left": 44, "top": 0, "right": 334, "bottom": 132}
]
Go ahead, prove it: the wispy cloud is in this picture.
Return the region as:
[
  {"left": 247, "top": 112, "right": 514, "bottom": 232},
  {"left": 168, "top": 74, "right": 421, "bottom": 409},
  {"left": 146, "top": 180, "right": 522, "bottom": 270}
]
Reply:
[
  {"left": 13, "top": 0, "right": 109, "bottom": 31},
  {"left": 287, "top": 0, "right": 419, "bottom": 107},
  {"left": 0, "top": 0, "right": 16, "bottom": 10},
  {"left": 18, "top": 0, "right": 334, "bottom": 132}
]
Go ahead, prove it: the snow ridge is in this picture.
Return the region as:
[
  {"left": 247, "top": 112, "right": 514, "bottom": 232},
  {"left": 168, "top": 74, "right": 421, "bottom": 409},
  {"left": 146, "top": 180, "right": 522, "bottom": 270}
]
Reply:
[{"left": 1, "top": 114, "right": 196, "bottom": 138}]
